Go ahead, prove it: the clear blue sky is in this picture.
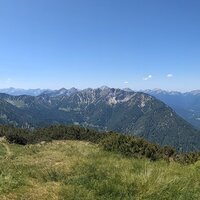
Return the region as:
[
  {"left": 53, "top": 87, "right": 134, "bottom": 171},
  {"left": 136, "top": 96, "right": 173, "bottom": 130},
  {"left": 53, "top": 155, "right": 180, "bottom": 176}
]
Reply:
[{"left": 0, "top": 0, "right": 200, "bottom": 91}]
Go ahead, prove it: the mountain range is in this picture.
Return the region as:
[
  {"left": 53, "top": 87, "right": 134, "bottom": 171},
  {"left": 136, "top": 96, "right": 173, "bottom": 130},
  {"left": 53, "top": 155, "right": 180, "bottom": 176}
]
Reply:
[
  {"left": 0, "top": 87, "right": 200, "bottom": 151},
  {"left": 0, "top": 87, "right": 47, "bottom": 96},
  {"left": 8, "top": 86, "right": 198, "bottom": 130}
]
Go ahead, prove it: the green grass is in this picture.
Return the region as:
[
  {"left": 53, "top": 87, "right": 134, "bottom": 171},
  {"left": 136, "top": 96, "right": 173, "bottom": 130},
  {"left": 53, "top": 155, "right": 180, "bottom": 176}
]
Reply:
[{"left": 0, "top": 139, "right": 200, "bottom": 199}]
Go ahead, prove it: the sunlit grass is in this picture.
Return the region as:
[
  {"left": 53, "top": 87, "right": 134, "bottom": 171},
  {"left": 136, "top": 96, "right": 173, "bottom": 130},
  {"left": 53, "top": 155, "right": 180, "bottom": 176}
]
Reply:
[{"left": 0, "top": 139, "right": 199, "bottom": 199}]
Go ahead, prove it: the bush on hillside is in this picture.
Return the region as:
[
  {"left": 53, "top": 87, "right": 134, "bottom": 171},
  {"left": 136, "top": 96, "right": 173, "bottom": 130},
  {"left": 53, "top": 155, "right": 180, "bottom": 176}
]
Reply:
[{"left": 0, "top": 125, "right": 199, "bottom": 164}]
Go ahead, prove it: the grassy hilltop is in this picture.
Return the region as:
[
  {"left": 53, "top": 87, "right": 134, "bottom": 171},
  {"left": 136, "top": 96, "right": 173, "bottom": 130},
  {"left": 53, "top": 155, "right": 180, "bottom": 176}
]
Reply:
[{"left": 0, "top": 139, "right": 200, "bottom": 200}]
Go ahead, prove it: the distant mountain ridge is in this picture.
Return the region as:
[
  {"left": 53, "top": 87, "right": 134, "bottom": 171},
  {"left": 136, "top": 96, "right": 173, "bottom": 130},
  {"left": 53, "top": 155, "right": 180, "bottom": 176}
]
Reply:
[
  {"left": 2, "top": 87, "right": 200, "bottom": 97},
  {"left": 143, "top": 89, "right": 200, "bottom": 129},
  {"left": 41, "top": 87, "right": 79, "bottom": 97},
  {"left": 0, "top": 87, "right": 48, "bottom": 96},
  {"left": 0, "top": 87, "right": 200, "bottom": 151}
]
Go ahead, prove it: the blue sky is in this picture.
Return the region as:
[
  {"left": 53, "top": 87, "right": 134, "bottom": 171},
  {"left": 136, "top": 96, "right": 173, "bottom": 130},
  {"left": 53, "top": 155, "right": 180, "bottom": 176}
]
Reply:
[{"left": 0, "top": 0, "right": 200, "bottom": 91}]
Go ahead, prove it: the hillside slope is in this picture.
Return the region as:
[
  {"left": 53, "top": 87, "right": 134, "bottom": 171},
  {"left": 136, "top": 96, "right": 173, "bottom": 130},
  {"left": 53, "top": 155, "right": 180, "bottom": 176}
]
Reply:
[
  {"left": 144, "top": 89, "right": 200, "bottom": 129},
  {"left": 0, "top": 139, "right": 200, "bottom": 200}
]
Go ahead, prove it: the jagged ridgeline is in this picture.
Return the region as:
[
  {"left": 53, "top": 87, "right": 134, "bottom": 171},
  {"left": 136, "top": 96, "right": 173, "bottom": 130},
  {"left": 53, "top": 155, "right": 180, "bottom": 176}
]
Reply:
[{"left": 0, "top": 87, "right": 200, "bottom": 152}]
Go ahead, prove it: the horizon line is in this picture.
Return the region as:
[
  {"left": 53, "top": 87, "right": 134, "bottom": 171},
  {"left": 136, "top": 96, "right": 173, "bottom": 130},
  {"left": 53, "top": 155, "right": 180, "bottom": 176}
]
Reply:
[{"left": 0, "top": 86, "right": 200, "bottom": 94}]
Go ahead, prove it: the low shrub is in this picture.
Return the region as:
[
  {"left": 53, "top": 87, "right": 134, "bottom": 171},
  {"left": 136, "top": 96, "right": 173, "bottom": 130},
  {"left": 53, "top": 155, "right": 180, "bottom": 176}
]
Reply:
[{"left": 0, "top": 125, "right": 199, "bottom": 164}]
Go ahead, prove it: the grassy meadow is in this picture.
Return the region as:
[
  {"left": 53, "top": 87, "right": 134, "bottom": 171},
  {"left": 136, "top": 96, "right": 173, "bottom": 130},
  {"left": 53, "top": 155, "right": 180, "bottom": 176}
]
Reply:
[{"left": 0, "top": 138, "right": 200, "bottom": 200}]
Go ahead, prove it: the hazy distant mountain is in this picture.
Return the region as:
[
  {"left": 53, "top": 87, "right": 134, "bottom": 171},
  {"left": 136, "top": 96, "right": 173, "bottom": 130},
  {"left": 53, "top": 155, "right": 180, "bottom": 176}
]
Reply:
[
  {"left": 41, "top": 87, "right": 79, "bottom": 97},
  {"left": 0, "top": 87, "right": 80, "bottom": 97},
  {"left": 0, "top": 87, "right": 200, "bottom": 151},
  {"left": 0, "top": 87, "right": 47, "bottom": 96},
  {"left": 144, "top": 89, "right": 200, "bottom": 129},
  {"left": 122, "top": 88, "right": 133, "bottom": 92}
]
